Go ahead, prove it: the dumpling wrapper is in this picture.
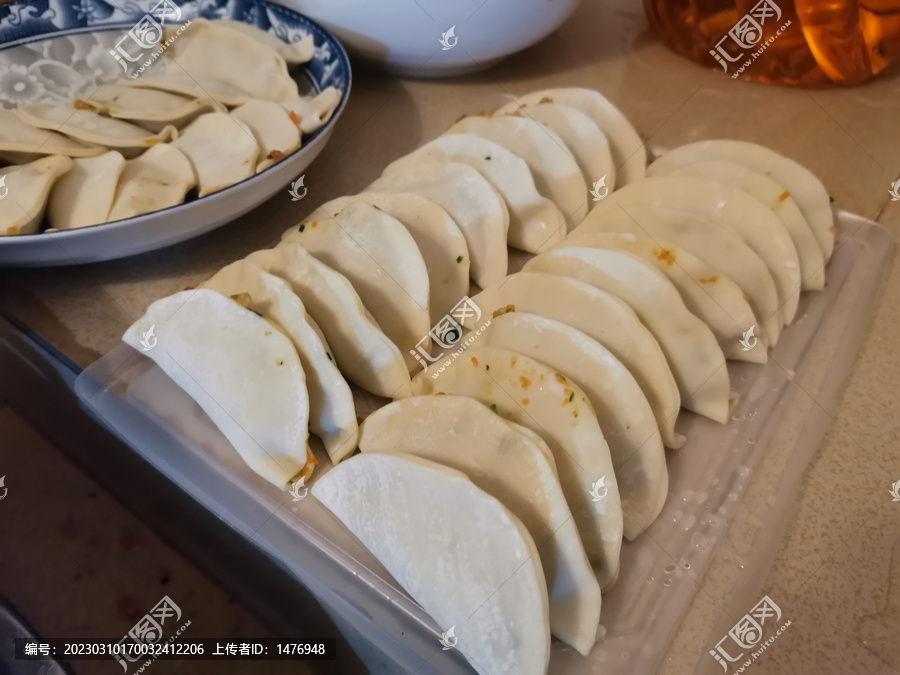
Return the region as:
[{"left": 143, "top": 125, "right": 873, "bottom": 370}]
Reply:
[
  {"left": 0, "top": 109, "right": 104, "bottom": 163},
  {"left": 172, "top": 112, "right": 258, "bottom": 197},
  {"left": 383, "top": 133, "right": 565, "bottom": 254},
  {"left": 280, "top": 87, "right": 343, "bottom": 135},
  {"left": 230, "top": 100, "right": 301, "bottom": 172},
  {"left": 246, "top": 244, "right": 410, "bottom": 398},
  {"left": 497, "top": 88, "right": 645, "bottom": 186},
  {"left": 504, "top": 102, "right": 614, "bottom": 198},
  {"left": 211, "top": 19, "right": 315, "bottom": 64},
  {"left": 204, "top": 260, "right": 359, "bottom": 463},
  {"left": 599, "top": 176, "right": 802, "bottom": 325},
  {"left": 282, "top": 202, "right": 430, "bottom": 371},
  {"left": 75, "top": 84, "right": 222, "bottom": 132},
  {"left": 312, "top": 192, "right": 469, "bottom": 322},
  {"left": 14, "top": 103, "right": 177, "bottom": 157},
  {"left": 123, "top": 289, "right": 311, "bottom": 487},
  {"left": 412, "top": 345, "right": 624, "bottom": 590},
  {"left": 48, "top": 151, "right": 125, "bottom": 230},
  {"left": 359, "top": 395, "right": 601, "bottom": 654},
  {"left": 154, "top": 18, "right": 299, "bottom": 103},
  {"left": 647, "top": 139, "right": 834, "bottom": 261},
  {"left": 0, "top": 155, "right": 73, "bottom": 236},
  {"left": 479, "top": 313, "right": 668, "bottom": 540},
  {"left": 465, "top": 272, "right": 684, "bottom": 450},
  {"left": 122, "top": 72, "right": 258, "bottom": 108},
  {"left": 108, "top": 144, "right": 196, "bottom": 222},
  {"left": 312, "top": 453, "right": 550, "bottom": 675},
  {"left": 368, "top": 161, "right": 509, "bottom": 289},
  {"left": 575, "top": 204, "right": 783, "bottom": 347},
  {"left": 525, "top": 247, "right": 735, "bottom": 424},
  {"left": 560, "top": 231, "right": 766, "bottom": 363},
  {"left": 446, "top": 114, "right": 587, "bottom": 226},
  {"left": 656, "top": 159, "right": 826, "bottom": 291}
]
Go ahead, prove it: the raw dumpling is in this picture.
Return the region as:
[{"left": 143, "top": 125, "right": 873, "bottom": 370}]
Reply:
[
  {"left": 560, "top": 231, "right": 765, "bottom": 362},
  {"left": 0, "top": 155, "right": 73, "bottom": 236},
  {"left": 123, "top": 289, "right": 311, "bottom": 487},
  {"left": 504, "top": 102, "right": 614, "bottom": 197},
  {"left": 525, "top": 247, "right": 734, "bottom": 424},
  {"left": 204, "top": 260, "right": 359, "bottom": 463},
  {"left": 478, "top": 313, "right": 668, "bottom": 540},
  {"left": 153, "top": 18, "right": 299, "bottom": 103},
  {"left": 281, "top": 87, "right": 343, "bottom": 135},
  {"left": 652, "top": 159, "right": 826, "bottom": 291},
  {"left": 246, "top": 244, "right": 411, "bottom": 398},
  {"left": 312, "top": 191, "right": 469, "bottom": 321},
  {"left": 48, "top": 151, "right": 126, "bottom": 230},
  {"left": 413, "top": 345, "right": 624, "bottom": 590},
  {"left": 446, "top": 114, "right": 588, "bottom": 226},
  {"left": 383, "top": 133, "right": 565, "bottom": 253},
  {"left": 596, "top": 176, "right": 802, "bottom": 325},
  {"left": 108, "top": 144, "right": 196, "bottom": 221},
  {"left": 172, "top": 112, "right": 258, "bottom": 197},
  {"left": 497, "top": 88, "right": 645, "bottom": 186},
  {"left": 0, "top": 109, "right": 104, "bottom": 163},
  {"left": 647, "top": 140, "right": 834, "bottom": 261},
  {"left": 465, "top": 272, "right": 684, "bottom": 449},
  {"left": 123, "top": 72, "right": 258, "bottom": 108},
  {"left": 368, "top": 162, "right": 509, "bottom": 288},
  {"left": 213, "top": 19, "right": 315, "bottom": 64},
  {"left": 75, "top": 84, "right": 222, "bottom": 132},
  {"left": 312, "top": 453, "right": 550, "bottom": 675},
  {"left": 282, "top": 202, "right": 431, "bottom": 371},
  {"left": 575, "top": 204, "right": 783, "bottom": 347},
  {"left": 14, "top": 103, "right": 176, "bottom": 157},
  {"left": 359, "top": 395, "right": 601, "bottom": 654},
  {"left": 230, "top": 100, "right": 301, "bottom": 172}
]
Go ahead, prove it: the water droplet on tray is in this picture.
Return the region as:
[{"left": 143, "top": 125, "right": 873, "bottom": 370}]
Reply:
[{"left": 692, "top": 532, "right": 709, "bottom": 549}]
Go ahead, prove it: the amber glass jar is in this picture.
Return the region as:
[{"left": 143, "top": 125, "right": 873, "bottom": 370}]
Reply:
[{"left": 644, "top": 0, "right": 900, "bottom": 85}]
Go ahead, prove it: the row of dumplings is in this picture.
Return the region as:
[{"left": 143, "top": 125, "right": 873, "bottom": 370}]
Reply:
[
  {"left": 124, "top": 86, "right": 835, "bottom": 674},
  {"left": 0, "top": 18, "right": 341, "bottom": 236}
]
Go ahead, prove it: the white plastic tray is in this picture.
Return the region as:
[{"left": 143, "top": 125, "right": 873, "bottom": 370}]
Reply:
[{"left": 75, "top": 210, "right": 892, "bottom": 674}]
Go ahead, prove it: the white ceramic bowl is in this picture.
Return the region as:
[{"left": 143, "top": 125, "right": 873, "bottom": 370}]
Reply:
[{"left": 283, "top": 0, "right": 584, "bottom": 77}]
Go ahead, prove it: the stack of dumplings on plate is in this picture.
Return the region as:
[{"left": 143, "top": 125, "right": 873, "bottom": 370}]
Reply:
[
  {"left": 124, "top": 85, "right": 834, "bottom": 672},
  {"left": 0, "top": 18, "right": 342, "bottom": 237}
]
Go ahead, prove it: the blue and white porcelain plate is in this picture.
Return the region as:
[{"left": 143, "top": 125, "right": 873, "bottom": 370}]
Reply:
[{"left": 0, "top": 0, "right": 351, "bottom": 266}]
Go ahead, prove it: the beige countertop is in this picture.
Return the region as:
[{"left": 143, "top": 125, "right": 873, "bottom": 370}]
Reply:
[{"left": 1, "top": 0, "right": 898, "bottom": 672}]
